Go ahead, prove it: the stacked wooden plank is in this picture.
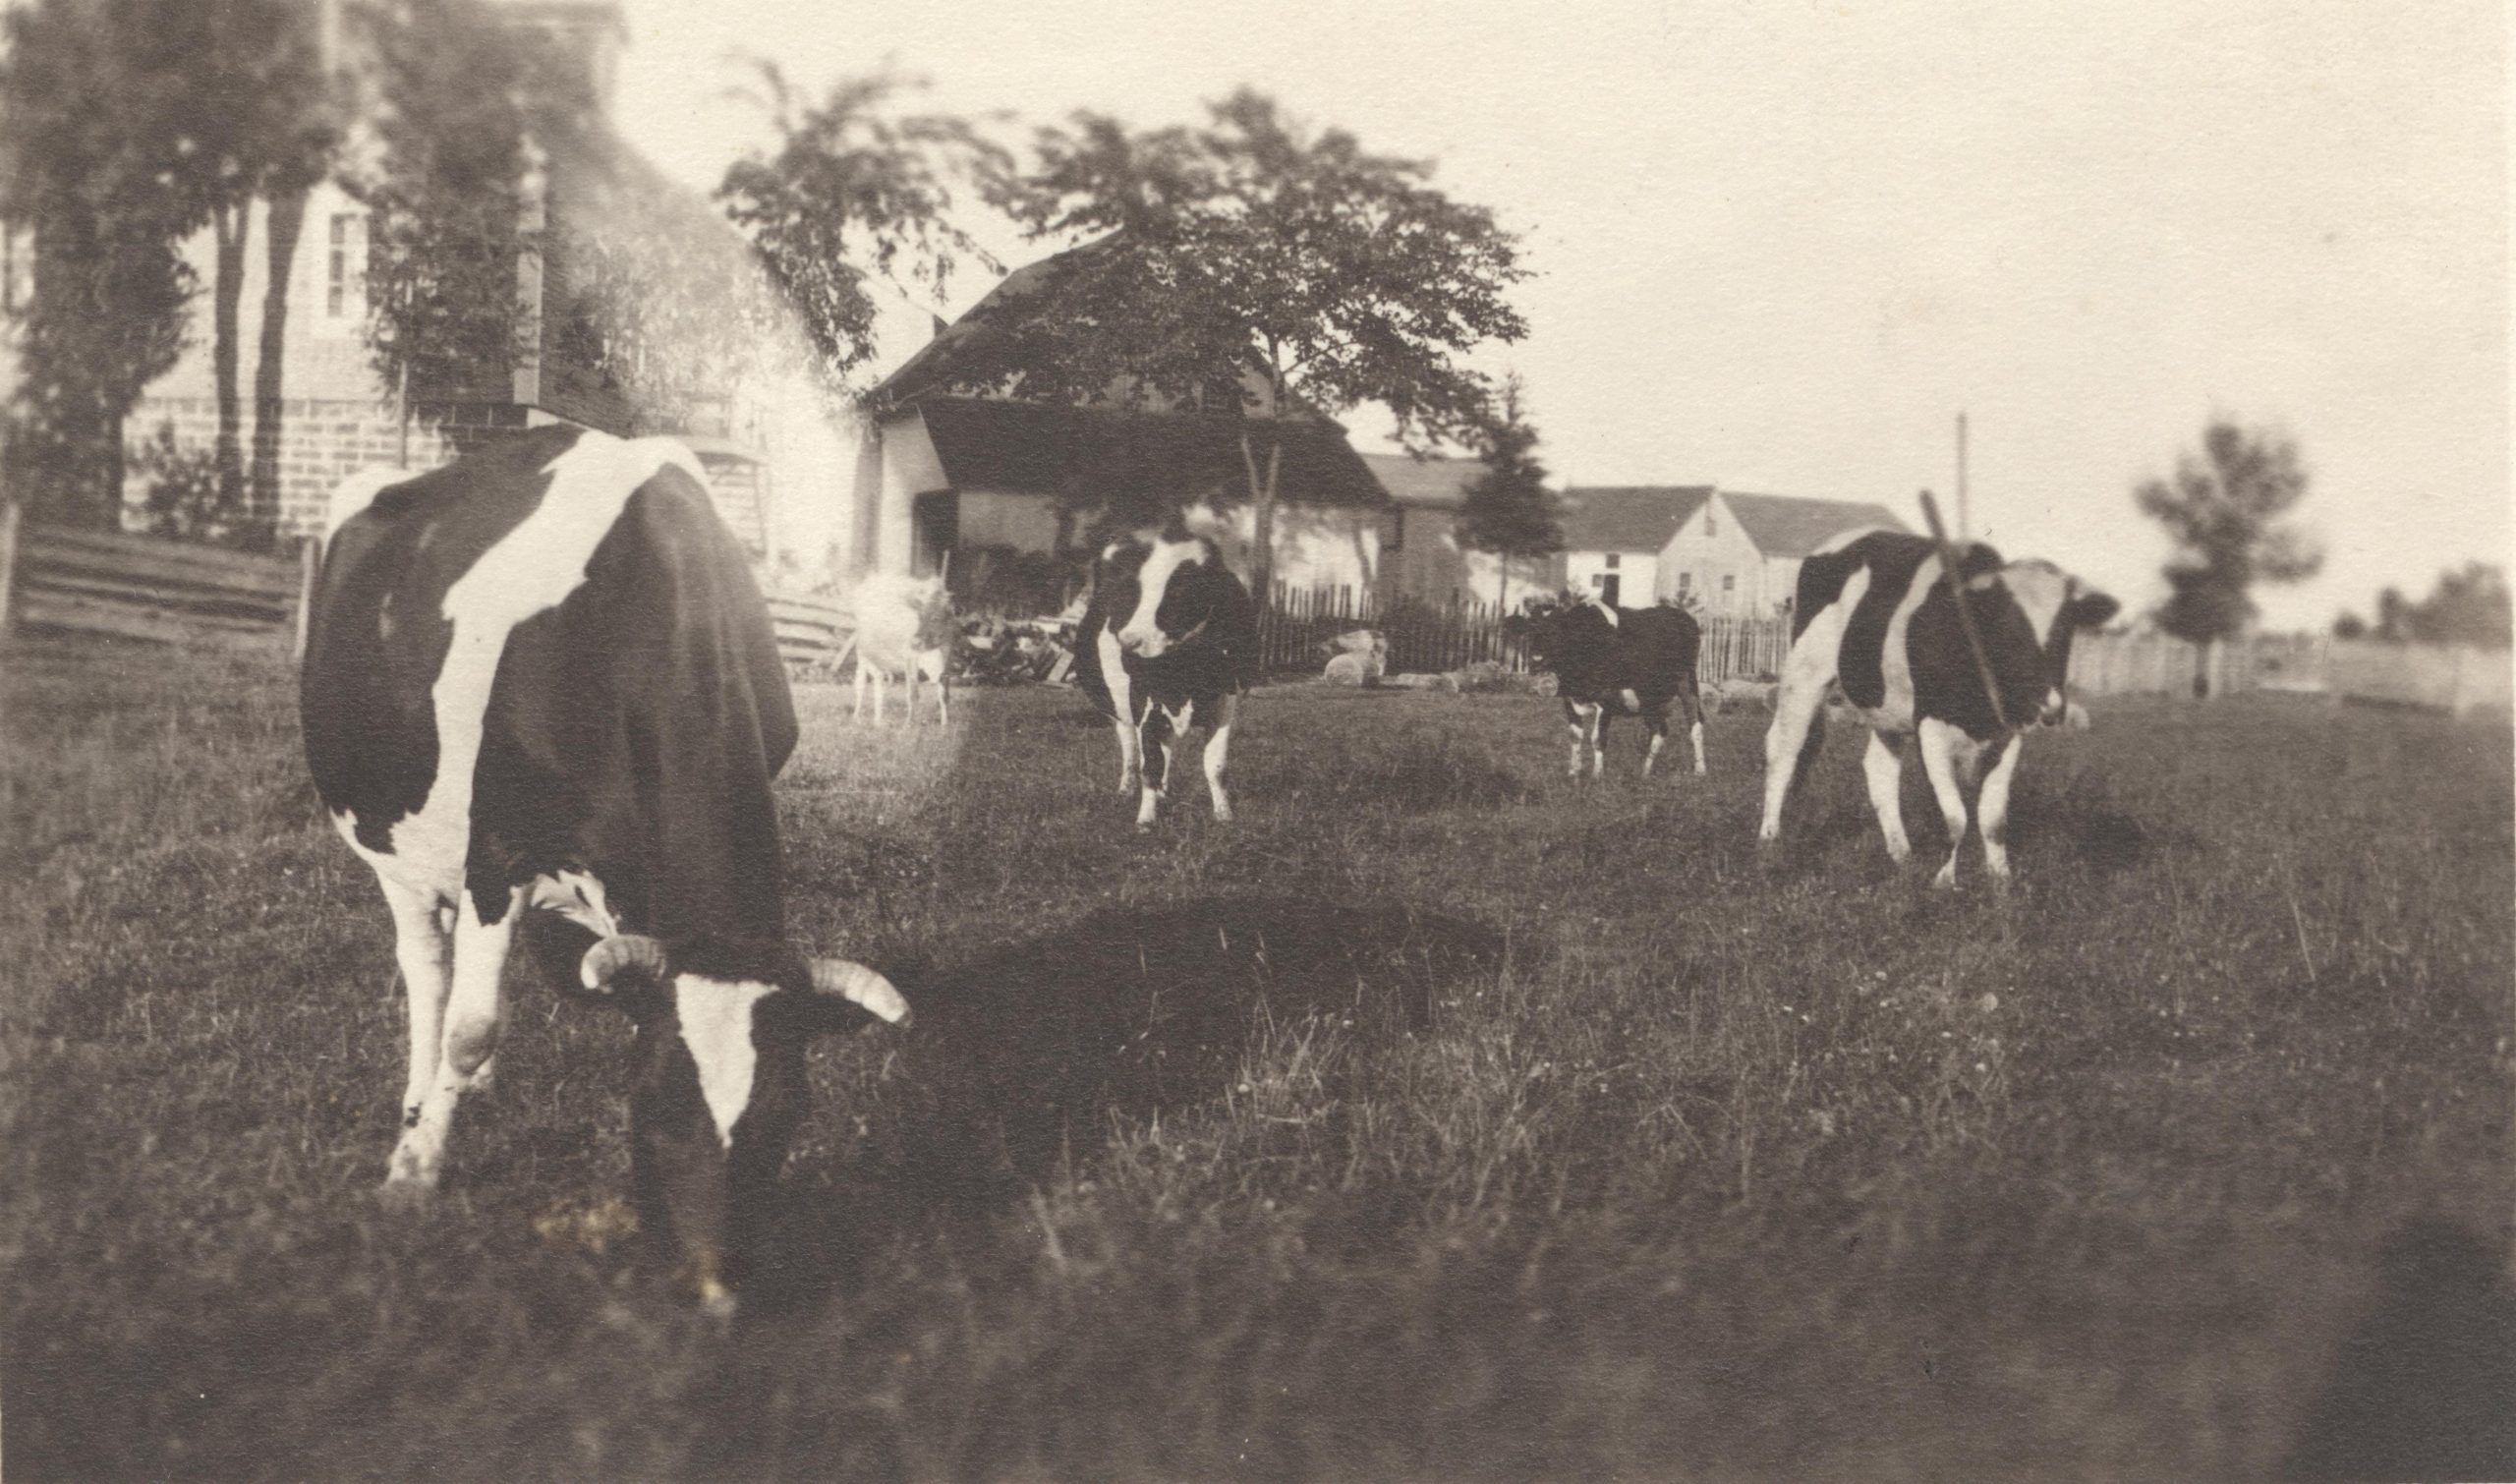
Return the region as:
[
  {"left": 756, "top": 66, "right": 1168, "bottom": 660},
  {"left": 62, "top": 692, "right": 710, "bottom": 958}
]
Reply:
[
  {"left": 10, "top": 524, "right": 308, "bottom": 655},
  {"left": 764, "top": 593, "right": 854, "bottom": 674}
]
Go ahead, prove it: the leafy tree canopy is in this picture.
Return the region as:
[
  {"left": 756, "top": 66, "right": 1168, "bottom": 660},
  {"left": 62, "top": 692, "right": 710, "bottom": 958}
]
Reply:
[
  {"left": 715, "top": 67, "right": 1006, "bottom": 401},
  {"left": 2136, "top": 417, "right": 2322, "bottom": 644},
  {"left": 0, "top": 0, "right": 266, "bottom": 523},
  {"left": 2343, "top": 563, "right": 2512, "bottom": 649},
  {"left": 942, "top": 89, "right": 1529, "bottom": 591}
]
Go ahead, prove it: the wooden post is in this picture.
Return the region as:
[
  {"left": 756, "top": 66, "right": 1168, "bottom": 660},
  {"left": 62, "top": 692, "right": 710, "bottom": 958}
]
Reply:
[
  {"left": 0, "top": 498, "right": 21, "bottom": 647},
  {"left": 291, "top": 534, "right": 320, "bottom": 659}
]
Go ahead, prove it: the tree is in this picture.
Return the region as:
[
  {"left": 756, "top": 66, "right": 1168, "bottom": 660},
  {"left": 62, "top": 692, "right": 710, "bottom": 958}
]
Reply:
[
  {"left": 2135, "top": 417, "right": 2322, "bottom": 693},
  {"left": 951, "top": 89, "right": 1529, "bottom": 596},
  {"left": 354, "top": 0, "right": 583, "bottom": 452},
  {"left": 0, "top": 0, "right": 213, "bottom": 527},
  {"left": 2366, "top": 563, "right": 2511, "bottom": 648},
  {"left": 171, "top": 0, "right": 336, "bottom": 542},
  {"left": 715, "top": 67, "right": 1005, "bottom": 407},
  {"left": 1451, "top": 373, "right": 1561, "bottom": 614}
]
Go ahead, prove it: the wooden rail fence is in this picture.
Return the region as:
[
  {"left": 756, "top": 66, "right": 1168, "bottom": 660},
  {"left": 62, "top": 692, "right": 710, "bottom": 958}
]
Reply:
[{"left": 3, "top": 517, "right": 316, "bottom": 656}]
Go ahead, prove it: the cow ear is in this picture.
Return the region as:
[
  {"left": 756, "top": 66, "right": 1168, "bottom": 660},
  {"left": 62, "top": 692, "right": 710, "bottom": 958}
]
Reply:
[
  {"left": 2069, "top": 591, "right": 2120, "bottom": 630},
  {"left": 806, "top": 957, "right": 914, "bottom": 1032}
]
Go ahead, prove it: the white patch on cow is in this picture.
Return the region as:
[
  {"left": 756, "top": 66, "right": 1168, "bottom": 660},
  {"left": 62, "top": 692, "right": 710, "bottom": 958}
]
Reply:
[
  {"left": 674, "top": 976, "right": 775, "bottom": 1147},
  {"left": 525, "top": 868, "right": 620, "bottom": 938},
  {"left": 1116, "top": 539, "right": 1206, "bottom": 656},
  {"left": 1994, "top": 560, "right": 2073, "bottom": 647},
  {"left": 360, "top": 432, "right": 699, "bottom": 897},
  {"left": 1618, "top": 687, "right": 1641, "bottom": 712},
  {"left": 1758, "top": 565, "right": 1870, "bottom": 841},
  {"left": 1588, "top": 599, "right": 1619, "bottom": 626},
  {"left": 325, "top": 466, "right": 405, "bottom": 542},
  {"left": 1860, "top": 553, "right": 1940, "bottom": 734},
  {"left": 1808, "top": 525, "right": 1892, "bottom": 557}
]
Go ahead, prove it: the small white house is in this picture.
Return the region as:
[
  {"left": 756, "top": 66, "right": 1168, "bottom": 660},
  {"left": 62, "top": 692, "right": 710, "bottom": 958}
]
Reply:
[{"left": 1556, "top": 486, "right": 1909, "bottom": 615}]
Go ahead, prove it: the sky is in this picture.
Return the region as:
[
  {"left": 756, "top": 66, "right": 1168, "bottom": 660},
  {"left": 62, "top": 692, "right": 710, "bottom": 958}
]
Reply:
[{"left": 610, "top": 0, "right": 2506, "bottom": 630}]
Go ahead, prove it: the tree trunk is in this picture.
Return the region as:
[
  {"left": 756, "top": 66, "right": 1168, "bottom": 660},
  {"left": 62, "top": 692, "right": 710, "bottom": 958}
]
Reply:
[
  {"left": 1237, "top": 428, "right": 1284, "bottom": 602},
  {"left": 251, "top": 185, "right": 312, "bottom": 543},
  {"left": 211, "top": 201, "right": 249, "bottom": 522}
]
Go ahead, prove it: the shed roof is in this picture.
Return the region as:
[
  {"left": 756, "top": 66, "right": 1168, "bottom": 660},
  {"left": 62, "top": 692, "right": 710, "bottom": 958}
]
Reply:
[
  {"left": 910, "top": 396, "right": 1388, "bottom": 509},
  {"left": 1359, "top": 452, "right": 1485, "bottom": 509},
  {"left": 1558, "top": 485, "right": 1715, "bottom": 552},
  {"left": 1720, "top": 491, "right": 1910, "bottom": 557}
]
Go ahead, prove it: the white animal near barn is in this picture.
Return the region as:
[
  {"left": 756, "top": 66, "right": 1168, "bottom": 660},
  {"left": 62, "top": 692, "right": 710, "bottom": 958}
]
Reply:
[{"left": 851, "top": 572, "right": 955, "bottom": 725}]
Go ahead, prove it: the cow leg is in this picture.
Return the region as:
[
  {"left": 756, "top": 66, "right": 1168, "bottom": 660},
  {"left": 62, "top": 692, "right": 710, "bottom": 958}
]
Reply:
[
  {"left": 1560, "top": 699, "right": 1586, "bottom": 777},
  {"left": 1863, "top": 730, "right": 1913, "bottom": 863},
  {"left": 1203, "top": 692, "right": 1238, "bottom": 822},
  {"left": 1640, "top": 702, "right": 1670, "bottom": 776},
  {"left": 1135, "top": 713, "right": 1172, "bottom": 830},
  {"left": 1684, "top": 682, "right": 1708, "bottom": 775},
  {"left": 378, "top": 878, "right": 453, "bottom": 1131},
  {"left": 1760, "top": 611, "right": 1845, "bottom": 841},
  {"left": 1112, "top": 717, "right": 1140, "bottom": 795},
  {"left": 1916, "top": 719, "right": 1975, "bottom": 888},
  {"left": 852, "top": 658, "right": 868, "bottom": 721},
  {"left": 1975, "top": 733, "right": 2022, "bottom": 888},
  {"left": 931, "top": 657, "right": 951, "bottom": 727},
  {"left": 1587, "top": 707, "right": 1609, "bottom": 777},
  {"left": 385, "top": 885, "right": 519, "bottom": 1195}
]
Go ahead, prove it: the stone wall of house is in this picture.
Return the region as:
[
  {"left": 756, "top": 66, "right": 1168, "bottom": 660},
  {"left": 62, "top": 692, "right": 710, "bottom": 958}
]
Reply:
[
  {"left": 125, "top": 396, "right": 531, "bottom": 536},
  {"left": 125, "top": 394, "right": 772, "bottom": 558}
]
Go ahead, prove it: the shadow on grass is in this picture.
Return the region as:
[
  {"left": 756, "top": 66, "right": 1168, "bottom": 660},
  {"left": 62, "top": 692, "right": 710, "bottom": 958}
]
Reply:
[
  {"left": 2279, "top": 1218, "right": 2516, "bottom": 1483},
  {"left": 740, "top": 895, "right": 1508, "bottom": 1313}
]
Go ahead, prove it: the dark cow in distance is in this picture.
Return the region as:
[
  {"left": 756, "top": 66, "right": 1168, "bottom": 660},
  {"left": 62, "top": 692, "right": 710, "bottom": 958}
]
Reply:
[
  {"left": 1756, "top": 527, "right": 2117, "bottom": 887},
  {"left": 1521, "top": 596, "right": 1707, "bottom": 778},
  {"left": 1073, "top": 532, "right": 1261, "bottom": 830},
  {"left": 302, "top": 426, "right": 910, "bottom": 1313}
]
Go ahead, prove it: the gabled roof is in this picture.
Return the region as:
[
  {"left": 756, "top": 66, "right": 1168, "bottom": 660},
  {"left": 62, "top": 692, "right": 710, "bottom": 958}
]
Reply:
[
  {"left": 1558, "top": 485, "right": 1715, "bottom": 553},
  {"left": 1719, "top": 491, "right": 1910, "bottom": 557},
  {"left": 910, "top": 396, "right": 1388, "bottom": 509},
  {"left": 867, "top": 239, "right": 1119, "bottom": 408},
  {"left": 1360, "top": 452, "right": 1485, "bottom": 509}
]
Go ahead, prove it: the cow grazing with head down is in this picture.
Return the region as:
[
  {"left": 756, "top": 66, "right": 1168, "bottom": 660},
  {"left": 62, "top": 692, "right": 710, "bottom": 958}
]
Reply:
[
  {"left": 1072, "top": 532, "right": 1260, "bottom": 830},
  {"left": 1756, "top": 528, "right": 2118, "bottom": 887},
  {"left": 302, "top": 427, "right": 911, "bottom": 1314},
  {"left": 1521, "top": 596, "right": 1707, "bottom": 778}
]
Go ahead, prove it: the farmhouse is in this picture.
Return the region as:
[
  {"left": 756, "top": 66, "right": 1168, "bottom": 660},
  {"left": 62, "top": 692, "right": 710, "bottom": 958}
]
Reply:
[
  {"left": 1555, "top": 485, "right": 1908, "bottom": 615},
  {"left": 852, "top": 242, "right": 1392, "bottom": 605},
  {"left": 1361, "top": 451, "right": 1553, "bottom": 611},
  {"left": 100, "top": 1, "right": 807, "bottom": 566}
]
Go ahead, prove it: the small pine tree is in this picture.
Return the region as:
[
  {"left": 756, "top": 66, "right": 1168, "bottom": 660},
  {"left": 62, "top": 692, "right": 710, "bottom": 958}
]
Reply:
[{"left": 1452, "top": 374, "right": 1562, "bottom": 614}]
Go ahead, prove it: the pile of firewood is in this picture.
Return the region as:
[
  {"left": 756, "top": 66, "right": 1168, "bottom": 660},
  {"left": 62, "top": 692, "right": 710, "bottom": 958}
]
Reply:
[{"left": 953, "top": 613, "right": 1077, "bottom": 686}]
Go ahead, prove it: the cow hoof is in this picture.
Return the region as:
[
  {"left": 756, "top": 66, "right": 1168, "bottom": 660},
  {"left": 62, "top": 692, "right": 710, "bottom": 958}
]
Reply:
[{"left": 1930, "top": 867, "right": 1959, "bottom": 890}]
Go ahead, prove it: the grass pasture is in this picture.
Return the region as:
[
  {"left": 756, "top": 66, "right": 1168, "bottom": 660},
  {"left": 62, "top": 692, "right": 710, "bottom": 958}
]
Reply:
[{"left": 4, "top": 639, "right": 2511, "bottom": 1481}]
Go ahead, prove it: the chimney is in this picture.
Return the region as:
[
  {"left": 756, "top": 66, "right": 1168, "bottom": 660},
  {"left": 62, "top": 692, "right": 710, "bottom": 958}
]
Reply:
[{"left": 487, "top": 2, "right": 628, "bottom": 118}]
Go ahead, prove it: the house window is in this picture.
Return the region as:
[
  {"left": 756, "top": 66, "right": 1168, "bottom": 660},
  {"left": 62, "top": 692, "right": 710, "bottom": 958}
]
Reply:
[
  {"left": 1603, "top": 552, "right": 1620, "bottom": 570},
  {"left": 1589, "top": 572, "right": 1606, "bottom": 588},
  {"left": 1723, "top": 575, "right": 1736, "bottom": 594},
  {"left": 1678, "top": 571, "right": 1691, "bottom": 594},
  {"left": 1389, "top": 508, "right": 1404, "bottom": 552},
  {"left": 326, "top": 212, "right": 366, "bottom": 318}
]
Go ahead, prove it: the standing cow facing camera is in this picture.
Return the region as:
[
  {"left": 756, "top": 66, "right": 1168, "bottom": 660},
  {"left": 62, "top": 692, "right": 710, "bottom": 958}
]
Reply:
[
  {"left": 1073, "top": 533, "right": 1261, "bottom": 830},
  {"left": 1756, "top": 527, "right": 2117, "bottom": 887},
  {"left": 1521, "top": 597, "right": 1708, "bottom": 778},
  {"left": 302, "top": 428, "right": 911, "bottom": 1314}
]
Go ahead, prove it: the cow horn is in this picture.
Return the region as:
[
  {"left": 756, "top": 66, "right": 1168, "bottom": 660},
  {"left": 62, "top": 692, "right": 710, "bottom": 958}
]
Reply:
[
  {"left": 808, "top": 957, "right": 913, "bottom": 1027},
  {"left": 581, "top": 934, "right": 671, "bottom": 992}
]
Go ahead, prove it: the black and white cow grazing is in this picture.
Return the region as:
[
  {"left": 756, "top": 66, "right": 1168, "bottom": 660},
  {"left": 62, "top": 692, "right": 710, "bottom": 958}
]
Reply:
[
  {"left": 1072, "top": 533, "right": 1260, "bottom": 830},
  {"left": 301, "top": 426, "right": 910, "bottom": 1313},
  {"left": 1522, "top": 598, "right": 1707, "bottom": 778},
  {"left": 1756, "top": 528, "right": 2118, "bottom": 887}
]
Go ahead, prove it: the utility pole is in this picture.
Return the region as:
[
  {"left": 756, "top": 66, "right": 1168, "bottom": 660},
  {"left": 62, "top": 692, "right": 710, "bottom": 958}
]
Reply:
[{"left": 1955, "top": 411, "right": 1970, "bottom": 540}]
